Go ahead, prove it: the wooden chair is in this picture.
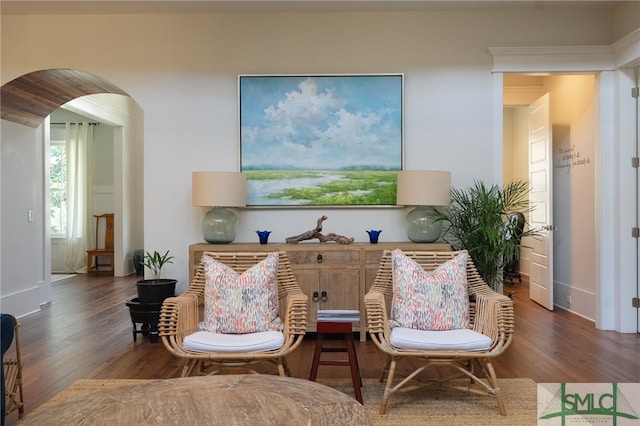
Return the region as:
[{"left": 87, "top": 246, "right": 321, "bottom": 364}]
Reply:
[
  {"left": 2, "top": 314, "right": 24, "bottom": 421},
  {"left": 364, "top": 250, "right": 515, "bottom": 415},
  {"left": 86, "top": 213, "right": 114, "bottom": 274},
  {"left": 159, "top": 251, "right": 308, "bottom": 377}
]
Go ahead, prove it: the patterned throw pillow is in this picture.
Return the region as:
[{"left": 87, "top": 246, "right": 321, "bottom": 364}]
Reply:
[
  {"left": 390, "top": 249, "right": 469, "bottom": 331},
  {"left": 201, "top": 253, "right": 283, "bottom": 334}
]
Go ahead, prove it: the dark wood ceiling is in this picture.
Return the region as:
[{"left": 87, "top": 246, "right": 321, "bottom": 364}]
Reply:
[{"left": 1, "top": 69, "right": 129, "bottom": 128}]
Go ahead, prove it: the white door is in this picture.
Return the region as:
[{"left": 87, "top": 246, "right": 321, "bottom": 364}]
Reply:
[{"left": 528, "top": 93, "right": 554, "bottom": 310}]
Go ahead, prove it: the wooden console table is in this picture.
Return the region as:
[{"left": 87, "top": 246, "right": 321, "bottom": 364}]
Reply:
[
  {"left": 20, "top": 375, "right": 371, "bottom": 425},
  {"left": 190, "top": 242, "right": 450, "bottom": 341}
]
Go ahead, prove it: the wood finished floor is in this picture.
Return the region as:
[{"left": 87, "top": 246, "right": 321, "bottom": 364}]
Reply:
[{"left": 4, "top": 273, "right": 640, "bottom": 425}]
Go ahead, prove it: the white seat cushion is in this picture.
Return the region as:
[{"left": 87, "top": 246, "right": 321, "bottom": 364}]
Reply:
[
  {"left": 183, "top": 330, "right": 285, "bottom": 353},
  {"left": 389, "top": 327, "right": 492, "bottom": 351}
]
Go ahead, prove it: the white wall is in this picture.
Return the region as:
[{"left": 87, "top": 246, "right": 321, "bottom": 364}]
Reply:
[
  {"left": 1, "top": 7, "right": 637, "bottom": 320},
  {"left": 0, "top": 121, "right": 45, "bottom": 316}
]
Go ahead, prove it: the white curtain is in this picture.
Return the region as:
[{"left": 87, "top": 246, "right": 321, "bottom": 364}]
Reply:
[{"left": 65, "top": 123, "right": 94, "bottom": 273}]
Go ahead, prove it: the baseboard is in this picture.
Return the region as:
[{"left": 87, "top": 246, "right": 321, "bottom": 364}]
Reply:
[{"left": 0, "top": 285, "right": 41, "bottom": 318}]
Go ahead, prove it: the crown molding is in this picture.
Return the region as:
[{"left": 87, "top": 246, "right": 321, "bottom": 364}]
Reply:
[
  {"left": 63, "top": 94, "right": 131, "bottom": 126},
  {"left": 490, "top": 27, "right": 640, "bottom": 73},
  {"left": 488, "top": 45, "right": 615, "bottom": 73},
  {"left": 611, "top": 27, "right": 640, "bottom": 68}
]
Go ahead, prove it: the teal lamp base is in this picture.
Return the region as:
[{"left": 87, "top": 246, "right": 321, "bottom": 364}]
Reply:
[
  {"left": 406, "top": 206, "right": 442, "bottom": 243},
  {"left": 203, "top": 207, "right": 237, "bottom": 244}
]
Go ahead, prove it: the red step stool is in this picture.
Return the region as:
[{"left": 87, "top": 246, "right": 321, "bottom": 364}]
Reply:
[{"left": 308, "top": 311, "right": 363, "bottom": 404}]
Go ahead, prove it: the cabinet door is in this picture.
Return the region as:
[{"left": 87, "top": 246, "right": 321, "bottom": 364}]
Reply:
[
  {"left": 292, "top": 269, "right": 320, "bottom": 326},
  {"left": 319, "top": 268, "right": 360, "bottom": 325},
  {"left": 294, "top": 267, "right": 360, "bottom": 329}
]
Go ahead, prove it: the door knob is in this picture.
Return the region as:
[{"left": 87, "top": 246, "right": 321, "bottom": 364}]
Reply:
[
  {"left": 312, "top": 291, "right": 319, "bottom": 302},
  {"left": 320, "top": 291, "right": 328, "bottom": 302}
]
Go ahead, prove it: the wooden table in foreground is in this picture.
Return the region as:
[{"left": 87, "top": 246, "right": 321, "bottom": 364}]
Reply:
[{"left": 19, "top": 375, "right": 371, "bottom": 425}]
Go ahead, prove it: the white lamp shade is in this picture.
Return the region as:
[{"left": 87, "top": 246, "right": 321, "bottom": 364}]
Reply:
[
  {"left": 192, "top": 172, "right": 246, "bottom": 207},
  {"left": 396, "top": 170, "right": 451, "bottom": 207}
]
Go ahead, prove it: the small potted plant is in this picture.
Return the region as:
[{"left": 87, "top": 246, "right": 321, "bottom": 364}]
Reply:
[{"left": 135, "top": 250, "right": 177, "bottom": 304}]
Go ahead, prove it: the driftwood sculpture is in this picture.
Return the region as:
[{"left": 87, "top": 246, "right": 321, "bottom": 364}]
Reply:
[{"left": 286, "top": 215, "right": 354, "bottom": 245}]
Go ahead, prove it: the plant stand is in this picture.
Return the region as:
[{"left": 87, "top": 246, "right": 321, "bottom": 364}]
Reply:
[{"left": 125, "top": 298, "right": 162, "bottom": 343}]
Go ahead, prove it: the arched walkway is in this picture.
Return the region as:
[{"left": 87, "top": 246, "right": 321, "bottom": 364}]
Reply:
[{"left": 1, "top": 67, "right": 142, "bottom": 284}]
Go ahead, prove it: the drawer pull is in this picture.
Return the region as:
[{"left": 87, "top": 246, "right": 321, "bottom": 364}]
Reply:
[
  {"left": 321, "top": 291, "right": 328, "bottom": 302},
  {"left": 312, "top": 291, "right": 319, "bottom": 302},
  {"left": 317, "top": 254, "right": 323, "bottom": 263}
]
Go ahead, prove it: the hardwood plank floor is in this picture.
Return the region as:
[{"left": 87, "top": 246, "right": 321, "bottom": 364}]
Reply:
[{"left": 4, "top": 273, "right": 640, "bottom": 425}]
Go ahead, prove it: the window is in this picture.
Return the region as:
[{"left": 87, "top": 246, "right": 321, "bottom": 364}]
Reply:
[{"left": 50, "top": 128, "right": 66, "bottom": 237}]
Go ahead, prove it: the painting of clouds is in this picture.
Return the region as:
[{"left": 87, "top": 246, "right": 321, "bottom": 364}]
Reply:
[{"left": 239, "top": 74, "right": 403, "bottom": 206}]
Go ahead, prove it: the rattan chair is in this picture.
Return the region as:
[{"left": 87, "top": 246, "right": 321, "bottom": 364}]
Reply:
[
  {"left": 364, "top": 250, "right": 514, "bottom": 415},
  {"left": 159, "top": 251, "right": 308, "bottom": 377},
  {"left": 2, "top": 314, "right": 24, "bottom": 421}
]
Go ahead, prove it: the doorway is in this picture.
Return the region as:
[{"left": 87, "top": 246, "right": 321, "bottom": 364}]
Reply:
[
  {"left": 0, "top": 69, "right": 144, "bottom": 316},
  {"left": 49, "top": 108, "right": 116, "bottom": 275},
  {"left": 51, "top": 93, "right": 145, "bottom": 279},
  {"left": 503, "top": 73, "right": 597, "bottom": 320}
]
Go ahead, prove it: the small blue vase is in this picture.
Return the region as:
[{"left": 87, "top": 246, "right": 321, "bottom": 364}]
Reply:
[
  {"left": 366, "top": 230, "right": 382, "bottom": 244},
  {"left": 257, "top": 230, "right": 271, "bottom": 244}
]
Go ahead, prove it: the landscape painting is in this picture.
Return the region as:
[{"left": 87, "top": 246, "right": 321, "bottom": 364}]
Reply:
[{"left": 239, "top": 74, "right": 404, "bottom": 206}]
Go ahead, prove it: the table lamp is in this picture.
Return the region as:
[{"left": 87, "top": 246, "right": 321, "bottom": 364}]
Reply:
[
  {"left": 396, "top": 170, "right": 451, "bottom": 243},
  {"left": 192, "top": 171, "right": 246, "bottom": 244}
]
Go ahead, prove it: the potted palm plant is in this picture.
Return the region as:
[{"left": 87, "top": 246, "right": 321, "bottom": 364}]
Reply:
[
  {"left": 136, "top": 250, "right": 177, "bottom": 303},
  {"left": 431, "top": 179, "right": 540, "bottom": 293}
]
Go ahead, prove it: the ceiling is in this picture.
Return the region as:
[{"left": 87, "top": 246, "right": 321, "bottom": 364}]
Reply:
[{"left": 0, "top": 0, "right": 624, "bottom": 15}]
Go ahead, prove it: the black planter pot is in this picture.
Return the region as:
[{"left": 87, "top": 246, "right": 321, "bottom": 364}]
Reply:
[{"left": 135, "top": 279, "right": 177, "bottom": 304}]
